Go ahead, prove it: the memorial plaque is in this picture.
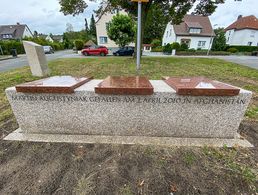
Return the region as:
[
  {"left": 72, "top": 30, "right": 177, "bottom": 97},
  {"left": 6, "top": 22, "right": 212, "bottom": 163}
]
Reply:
[
  {"left": 16, "top": 76, "right": 92, "bottom": 93},
  {"left": 95, "top": 76, "right": 154, "bottom": 95},
  {"left": 163, "top": 76, "right": 240, "bottom": 96}
]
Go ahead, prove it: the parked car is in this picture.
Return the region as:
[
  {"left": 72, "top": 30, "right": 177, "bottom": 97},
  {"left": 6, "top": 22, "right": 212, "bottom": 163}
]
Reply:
[
  {"left": 43, "top": 46, "right": 54, "bottom": 54},
  {"left": 81, "top": 46, "right": 108, "bottom": 56},
  {"left": 113, "top": 47, "right": 134, "bottom": 56}
]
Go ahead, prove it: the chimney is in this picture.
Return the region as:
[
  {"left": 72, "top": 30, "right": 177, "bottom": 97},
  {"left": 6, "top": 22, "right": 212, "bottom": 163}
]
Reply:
[{"left": 237, "top": 15, "right": 242, "bottom": 20}]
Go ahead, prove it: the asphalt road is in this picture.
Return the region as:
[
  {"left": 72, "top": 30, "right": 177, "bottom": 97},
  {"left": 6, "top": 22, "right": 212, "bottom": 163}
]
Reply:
[{"left": 0, "top": 50, "right": 73, "bottom": 72}]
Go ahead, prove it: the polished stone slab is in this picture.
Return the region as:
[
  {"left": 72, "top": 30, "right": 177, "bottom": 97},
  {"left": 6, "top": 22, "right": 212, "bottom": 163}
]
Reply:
[
  {"left": 95, "top": 76, "right": 154, "bottom": 95},
  {"left": 15, "top": 76, "right": 92, "bottom": 94},
  {"left": 163, "top": 77, "right": 240, "bottom": 96},
  {"left": 4, "top": 128, "right": 253, "bottom": 148}
]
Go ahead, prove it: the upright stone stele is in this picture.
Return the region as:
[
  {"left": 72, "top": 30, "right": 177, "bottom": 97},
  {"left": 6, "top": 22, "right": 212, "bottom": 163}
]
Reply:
[{"left": 23, "top": 41, "right": 50, "bottom": 77}]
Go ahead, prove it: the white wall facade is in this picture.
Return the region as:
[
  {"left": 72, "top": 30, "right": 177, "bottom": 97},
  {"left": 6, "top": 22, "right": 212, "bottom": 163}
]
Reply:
[
  {"left": 225, "top": 29, "right": 258, "bottom": 46},
  {"left": 162, "top": 23, "right": 213, "bottom": 50},
  {"left": 96, "top": 10, "right": 134, "bottom": 49},
  {"left": 22, "top": 26, "right": 33, "bottom": 38},
  {"left": 176, "top": 36, "right": 213, "bottom": 50},
  {"left": 162, "top": 23, "right": 176, "bottom": 46}
]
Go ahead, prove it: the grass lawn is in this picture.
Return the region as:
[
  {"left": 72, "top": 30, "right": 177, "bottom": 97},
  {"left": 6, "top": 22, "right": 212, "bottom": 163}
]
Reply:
[{"left": 0, "top": 57, "right": 257, "bottom": 194}]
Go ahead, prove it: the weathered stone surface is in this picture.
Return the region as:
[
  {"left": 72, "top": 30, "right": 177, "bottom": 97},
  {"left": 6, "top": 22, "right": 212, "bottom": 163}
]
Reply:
[
  {"left": 5, "top": 80, "right": 252, "bottom": 139},
  {"left": 23, "top": 41, "right": 50, "bottom": 77}
]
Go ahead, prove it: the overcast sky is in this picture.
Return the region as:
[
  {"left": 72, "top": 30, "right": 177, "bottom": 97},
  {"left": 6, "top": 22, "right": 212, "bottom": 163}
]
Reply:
[{"left": 0, "top": 0, "right": 257, "bottom": 35}]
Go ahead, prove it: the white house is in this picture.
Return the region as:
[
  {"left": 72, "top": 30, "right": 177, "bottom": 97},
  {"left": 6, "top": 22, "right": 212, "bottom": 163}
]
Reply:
[
  {"left": 162, "top": 15, "right": 215, "bottom": 50},
  {"left": 0, "top": 23, "right": 33, "bottom": 40},
  {"left": 96, "top": 10, "right": 134, "bottom": 51},
  {"left": 225, "top": 15, "right": 258, "bottom": 46}
]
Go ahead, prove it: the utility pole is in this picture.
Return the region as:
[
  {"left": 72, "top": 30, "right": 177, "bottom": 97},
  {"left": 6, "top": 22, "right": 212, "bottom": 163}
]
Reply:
[
  {"left": 132, "top": 0, "right": 149, "bottom": 72},
  {"left": 207, "top": 24, "right": 218, "bottom": 56}
]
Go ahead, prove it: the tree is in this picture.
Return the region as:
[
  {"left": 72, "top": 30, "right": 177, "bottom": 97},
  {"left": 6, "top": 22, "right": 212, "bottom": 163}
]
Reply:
[
  {"left": 85, "top": 18, "right": 89, "bottom": 32},
  {"left": 211, "top": 28, "right": 227, "bottom": 51},
  {"left": 89, "top": 14, "right": 96, "bottom": 37},
  {"left": 66, "top": 23, "right": 74, "bottom": 32},
  {"left": 59, "top": 0, "right": 225, "bottom": 54},
  {"left": 33, "top": 31, "right": 38, "bottom": 37},
  {"left": 107, "top": 14, "right": 135, "bottom": 47},
  {"left": 143, "top": 4, "right": 167, "bottom": 43}
]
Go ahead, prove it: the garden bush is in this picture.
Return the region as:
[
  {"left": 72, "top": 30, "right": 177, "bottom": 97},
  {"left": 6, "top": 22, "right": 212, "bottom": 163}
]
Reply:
[
  {"left": 171, "top": 42, "right": 181, "bottom": 51},
  {"left": 225, "top": 45, "right": 258, "bottom": 52},
  {"left": 151, "top": 39, "right": 161, "bottom": 48},
  {"left": 180, "top": 43, "right": 189, "bottom": 51},
  {"left": 163, "top": 43, "right": 172, "bottom": 53},
  {"left": 151, "top": 46, "right": 163, "bottom": 52},
  {"left": 227, "top": 47, "right": 238, "bottom": 53},
  {"left": 74, "top": 39, "right": 84, "bottom": 50},
  {"left": 0, "top": 40, "right": 24, "bottom": 55}
]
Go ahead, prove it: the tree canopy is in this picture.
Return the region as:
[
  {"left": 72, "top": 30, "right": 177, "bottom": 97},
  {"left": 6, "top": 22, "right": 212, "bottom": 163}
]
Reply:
[
  {"left": 107, "top": 14, "right": 135, "bottom": 47},
  {"left": 211, "top": 28, "right": 227, "bottom": 51}
]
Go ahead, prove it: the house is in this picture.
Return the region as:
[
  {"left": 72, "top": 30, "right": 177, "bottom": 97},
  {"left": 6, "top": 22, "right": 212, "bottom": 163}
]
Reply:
[
  {"left": 84, "top": 40, "right": 96, "bottom": 48},
  {"left": 0, "top": 23, "right": 33, "bottom": 40},
  {"left": 162, "top": 15, "right": 215, "bottom": 50},
  {"left": 45, "top": 34, "right": 63, "bottom": 43},
  {"left": 225, "top": 15, "right": 258, "bottom": 46},
  {"left": 96, "top": 10, "right": 134, "bottom": 51}
]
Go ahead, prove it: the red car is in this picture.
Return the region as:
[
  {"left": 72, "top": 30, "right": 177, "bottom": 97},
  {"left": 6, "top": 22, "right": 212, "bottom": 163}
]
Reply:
[{"left": 81, "top": 46, "right": 108, "bottom": 56}]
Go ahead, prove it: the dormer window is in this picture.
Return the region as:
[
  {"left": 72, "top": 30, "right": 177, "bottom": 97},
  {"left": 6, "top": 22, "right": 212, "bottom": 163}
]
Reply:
[
  {"left": 189, "top": 28, "right": 201, "bottom": 34},
  {"left": 2, "top": 34, "right": 13, "bottom": 39}
]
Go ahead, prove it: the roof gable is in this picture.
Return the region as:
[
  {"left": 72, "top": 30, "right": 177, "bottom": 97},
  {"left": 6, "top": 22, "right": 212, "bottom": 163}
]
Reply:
[
  {"left": 172, "top": 15, "right": 214, "bottom": 37},
  {"left": 0, "top": 24, "right": 27, "bottom": 39},
  {"left": 225, "top": 15, "right": 258, "bottom": 31}
]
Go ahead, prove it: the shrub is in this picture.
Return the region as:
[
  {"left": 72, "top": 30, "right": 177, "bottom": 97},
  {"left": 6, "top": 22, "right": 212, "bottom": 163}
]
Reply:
[
  {"left": 0, "top": 40, "right": 25, "bottom": 55},
  {"left": 74, "top": 39, "right": 84, "bottom": 50},
  {"left": 180, "top": 43, "right": 189, "bottom": 51},
  {"left": 151, "top": 46, "right": 163, "bottom": 52},
  {"left": 227, "top": 47, "right": 238, "bottom": 53},
  {"left": 162, "top": 43, "right": 172, "bottom": 53},
  {"left": 151, "top": 39, "right": 161, "bottom": 48},
  {"left": 171, "top": 42, "right": 181, "bottom": 50},
  {"left": 176, "top": 51, "right": 230, "bottom": 56},
  {"left": 225, "top": 45, "right": 258, "bottom": 52},
  {"left": 188, "top": 48, "right": 196, "bottom": 52}
]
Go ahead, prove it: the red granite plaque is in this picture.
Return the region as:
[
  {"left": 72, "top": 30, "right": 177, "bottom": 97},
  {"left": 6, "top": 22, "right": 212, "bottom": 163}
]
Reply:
[
  {"left": 16, "top": 76, "right": 92, "bottom": 93},
  {"left": 95, "top": 76, "right": 154, "bottom": 95},
  {"left": 163, "top": 76, "right": 240, "bottom": 96}
]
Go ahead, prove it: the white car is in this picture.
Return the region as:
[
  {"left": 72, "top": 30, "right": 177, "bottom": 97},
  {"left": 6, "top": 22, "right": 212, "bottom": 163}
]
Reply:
[{"left": 43, "top": 46, "right": 54, "bottom": 54}]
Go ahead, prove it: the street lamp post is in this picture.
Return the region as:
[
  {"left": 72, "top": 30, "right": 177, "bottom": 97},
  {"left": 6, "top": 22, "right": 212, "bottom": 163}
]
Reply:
[
  {"left": 132, "top": 0, "right": 149, "bottom": 72},
  {"left": 136, "top": 1, "right": 142, "bottom": 71}
]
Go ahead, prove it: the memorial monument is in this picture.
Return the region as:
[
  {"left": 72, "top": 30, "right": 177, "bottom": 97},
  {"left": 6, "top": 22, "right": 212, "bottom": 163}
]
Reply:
[
  {"left": 4, "top": 75, "right": 253, "bottom": 147},
  {"left": 23, "top": 41, "right": 50, "bottom": 77}
]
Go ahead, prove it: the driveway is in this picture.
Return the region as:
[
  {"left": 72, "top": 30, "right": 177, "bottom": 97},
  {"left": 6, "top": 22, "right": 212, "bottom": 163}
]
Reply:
[
  {"left": 209, "top": 55, "right": 258, "bottom": 70},
  {"left": 0, "top": 50, "right": 74, "bottom": 72}
]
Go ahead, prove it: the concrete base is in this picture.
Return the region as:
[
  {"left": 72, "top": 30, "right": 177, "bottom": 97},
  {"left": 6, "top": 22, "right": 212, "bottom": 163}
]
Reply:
[{"left": 4, "top": 128, "right": 253, "bottom": 148}]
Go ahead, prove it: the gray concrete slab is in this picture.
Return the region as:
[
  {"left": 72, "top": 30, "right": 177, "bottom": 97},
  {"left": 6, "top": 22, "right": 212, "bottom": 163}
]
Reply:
[{"left": 4, "top": 128, "right": 253, "bottom": 148}]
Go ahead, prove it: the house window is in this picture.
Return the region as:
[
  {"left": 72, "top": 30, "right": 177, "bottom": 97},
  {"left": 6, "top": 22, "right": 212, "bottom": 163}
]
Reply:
[
  {"left": 248, "top": 42, "right": 252, "bottom": 46},
  {"left": 181, "top": 39, "right": 191, "bottom": 47},
  {"left": 250, "top": 31, "right": 255, "bottom": 37},
  {"left": 169, "top": 29, "right": 172, "bottom": 36},
  {"left": 189, "top": 28, "right": 201, "bottom": 34},
  {"left": 2, "top": 34, "right": 13, "bottom": 39},
  {"left": 105, "top": 22, "right": 110, "bottom": 31},
  {"left": 166, "top": 31, "right": 168, "bottom": 37},
  {"left": 99, "top": 36, "right": 108, "bottom": 44},
  {"left": 198, "top": 41, "right": 206, "bottom": 47}
]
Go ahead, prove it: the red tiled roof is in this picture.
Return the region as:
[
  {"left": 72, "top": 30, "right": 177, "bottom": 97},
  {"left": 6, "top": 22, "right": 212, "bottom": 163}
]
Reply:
[{"left": 225, "top": 15, "right": 258, "bottom": 31}]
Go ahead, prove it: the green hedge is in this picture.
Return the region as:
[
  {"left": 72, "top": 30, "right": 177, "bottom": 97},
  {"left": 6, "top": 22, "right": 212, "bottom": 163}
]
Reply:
[
  {"left": 226, "top": 45, "right": 258, "bottom": 52},
  {"left": 0, "top": 38, "right": 64, "bottom": 55},
  {"left": 151, "top": 46, "right": 163, "bottom": 52},
  {"left": 0, "top": 40, "right": 24, "bottom": 55},
  {"left": 176, "top": 51, "right": 231, "bottom": 56}
]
